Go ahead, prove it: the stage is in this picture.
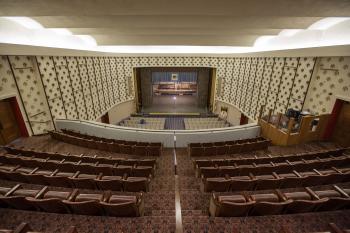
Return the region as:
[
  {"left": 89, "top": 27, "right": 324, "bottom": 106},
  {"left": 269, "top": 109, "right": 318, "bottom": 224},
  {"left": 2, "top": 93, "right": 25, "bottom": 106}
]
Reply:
[{"left": 141, "top": 95, "right": 208, "bottom": 114}]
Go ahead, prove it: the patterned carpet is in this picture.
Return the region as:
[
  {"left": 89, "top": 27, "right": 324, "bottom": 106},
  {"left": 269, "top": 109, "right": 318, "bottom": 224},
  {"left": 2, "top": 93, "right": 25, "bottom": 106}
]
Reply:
[{"left": 0, "top": 136, "right": 349, "bottom": 232}]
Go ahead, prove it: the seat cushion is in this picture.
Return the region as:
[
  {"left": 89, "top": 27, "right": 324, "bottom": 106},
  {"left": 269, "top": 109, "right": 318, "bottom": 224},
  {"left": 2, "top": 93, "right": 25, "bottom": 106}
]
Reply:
[
  {"left": 75, "top": 193, "right": 103, "bottom": 202},
  {"left": 315, "top": 190, "right": 342, "bottom": 199},
  {"left": 109, "top": 195, "right": 137, "bottom": 204},
  {"left": 44, "top": 191, "right": 70, "bottom": 200},
  {"left": 13, "top": 189, "right": 38, "bottom": 197},
  {"left": 284, "top": 192, "right": 311, "bottom": 200},
  {"left": 251, "top": 193, "right": 279, "bottom": 202},
  {"left": 218, "top": 195, "right": 246, "bottom": 203}
]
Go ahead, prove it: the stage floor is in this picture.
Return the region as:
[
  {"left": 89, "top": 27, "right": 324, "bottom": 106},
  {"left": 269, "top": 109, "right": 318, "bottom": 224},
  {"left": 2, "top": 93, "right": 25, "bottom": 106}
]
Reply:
[{"left": 142, "top": 95, "right": 207, "bottom": 114}]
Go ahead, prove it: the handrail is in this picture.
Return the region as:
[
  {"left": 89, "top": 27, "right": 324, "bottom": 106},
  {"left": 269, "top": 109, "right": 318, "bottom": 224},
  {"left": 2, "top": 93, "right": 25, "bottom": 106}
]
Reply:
[{"left": 55, "top": 118, "right": 258, "bottom": 134}]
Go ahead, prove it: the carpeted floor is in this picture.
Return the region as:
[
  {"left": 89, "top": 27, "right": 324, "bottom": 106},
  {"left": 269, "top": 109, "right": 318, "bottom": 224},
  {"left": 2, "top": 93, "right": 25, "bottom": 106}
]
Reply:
[{"left": 1, "top": 136, "right": 350, "bottom": 233}]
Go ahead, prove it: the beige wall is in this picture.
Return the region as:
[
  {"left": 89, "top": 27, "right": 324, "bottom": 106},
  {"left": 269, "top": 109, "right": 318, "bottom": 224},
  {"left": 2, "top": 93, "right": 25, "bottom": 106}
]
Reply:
[
  {"left": 108, "top": 100, "right": 136, "bottom": 124},
  {"left": 215, "top": 100, "right": 242, "bottom": 125}
]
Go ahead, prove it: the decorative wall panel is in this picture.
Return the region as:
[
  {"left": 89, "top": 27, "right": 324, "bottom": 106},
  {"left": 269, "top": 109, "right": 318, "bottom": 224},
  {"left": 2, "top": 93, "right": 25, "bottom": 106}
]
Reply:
[
  {"left": 1, "top": 54, "right": 349, "bottom": 135},
  {"left": 8, "top": 56, "right": 53, "bottom": 134}
]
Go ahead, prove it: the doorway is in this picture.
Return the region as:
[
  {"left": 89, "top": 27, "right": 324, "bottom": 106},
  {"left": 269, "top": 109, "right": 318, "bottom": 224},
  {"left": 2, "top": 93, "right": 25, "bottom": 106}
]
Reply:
[
  {"left": 331, "top": 100, "right": 350, "bottom": 147},
  {"left": 0, "top": 97, "right": 27, "bottom": 145}
]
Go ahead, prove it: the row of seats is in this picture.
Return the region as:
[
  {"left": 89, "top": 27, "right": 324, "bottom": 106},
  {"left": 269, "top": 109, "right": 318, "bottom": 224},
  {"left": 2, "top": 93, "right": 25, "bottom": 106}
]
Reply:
[
  {"left": 209, "top": 185, "right": 350, "bottom": 217},
  {"left": 3, "top": 146, "right": 157, "bottom": 167},
  {"left": 188, "top": 136, "right": 266, "bottom": 148},
  {"left": 184, "top": 117, "right": 229, "bottom": 130},
  {"left": 0, "top": 164, "right": 150, "bottom": 192},
  {"left": 0, "top": 184, "right": 144, "bottom": 217},
  {"left": 193, "top": 147, "right": 346, "bottom": 168},
  {"left": 201, "top": 166, "right": 350, "bottom": 192},
  {"left": 50, "top": 131, "right": 162, "bottom": 156},
  {"left": 0, "top": 222, "right": 78, "bottom": 233},
  {"left": 189, "top": 139, "right": 270, "bottom": 156},
  {"left": 121, "top": 118, "right": 165, "bottom": 130},
  {"left": 197, "top": 152, "right": 349, "bottom": 178},
  {"left": 61, "top": 129, "right": 162, "bottom": 147},
  {"left": 0, "top": 153, "right": 154, "bottom": 178},
  {"left": 280, "top": 223, "right": 350, "bottom": 233}
]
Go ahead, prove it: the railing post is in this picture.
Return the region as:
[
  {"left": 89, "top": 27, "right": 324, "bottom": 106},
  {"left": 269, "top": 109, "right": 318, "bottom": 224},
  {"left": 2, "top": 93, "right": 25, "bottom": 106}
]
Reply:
[
  {"left": 267, "top": 109, "right": 273, "bottom": 123},
  {"left": 287, "top": 118, "right": 295, "bottom": 135},
  {"left": 276, "top": 113, "right": 282, "bottom": 128}
]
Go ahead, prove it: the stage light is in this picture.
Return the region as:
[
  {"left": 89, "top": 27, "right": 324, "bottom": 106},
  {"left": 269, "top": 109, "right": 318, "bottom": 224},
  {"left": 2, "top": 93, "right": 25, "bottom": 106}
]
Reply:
[{"left": 173, "top": 96, "right": 177, "bottom": 100}]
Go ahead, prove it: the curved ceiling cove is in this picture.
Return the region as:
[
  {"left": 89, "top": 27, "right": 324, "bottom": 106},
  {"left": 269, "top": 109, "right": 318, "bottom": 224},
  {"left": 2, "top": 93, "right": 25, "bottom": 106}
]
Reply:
[{"left": 0, "top": 0, "right": 349, "bottom": 54}]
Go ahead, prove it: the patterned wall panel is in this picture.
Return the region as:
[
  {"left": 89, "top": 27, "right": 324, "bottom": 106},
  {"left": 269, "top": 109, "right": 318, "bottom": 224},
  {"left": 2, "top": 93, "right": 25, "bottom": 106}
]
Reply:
[
  {"left": 244, "top": 58, "right": 258, "bottom": 114},
  {"left": 66, "top": 56, "right": 87, "bottom": 120},
  {"left": 85, "top": 57, "right": 101, "bottom": 116},
  {"left": 304, "top": 56, "right": 350, "bottom": 114},
  {"left": 36, "top": 56, "right": 66, "bottom": 121},
  {"left": 250, "top": 58, "right": 265, "bottom": 119},
  {"left": 52, "top": 56, "right": 78, "bottom": 120},
  {"left": 2, "top": 54, "right": 349, "bottom": 136},
  {"left": 93, "top": 57, "right": 106, "bottom": 112},
  {"left": 76, "top": 57, "right": 95, "bottom": 120},
  {"left": 0, "top": 56, "right": 18, "bottom": 97},
  {"left": 289, "top": 57, "right": 316, "bottom": 111},
  {"left": 8, "top": 56, "right": 53, "bottom": 134}
]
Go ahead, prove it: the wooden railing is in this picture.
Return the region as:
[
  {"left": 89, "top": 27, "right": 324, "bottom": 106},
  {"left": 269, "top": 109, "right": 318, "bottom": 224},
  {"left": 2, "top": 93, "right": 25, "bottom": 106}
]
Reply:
[{"left": 258, "top": 106, "right": 330, "bottom": 146}]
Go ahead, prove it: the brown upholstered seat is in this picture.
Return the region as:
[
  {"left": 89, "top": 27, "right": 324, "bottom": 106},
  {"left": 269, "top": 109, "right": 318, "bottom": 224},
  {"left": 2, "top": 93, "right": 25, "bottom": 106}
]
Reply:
[
  {"left": 285, "top": 199, "right": 328, "bottom": 214},
  {"left": 124, "top": 177, "right": 149, "bottom": 192},
  {"left": 250, "top": 200, "right": 292, "bottom": 216},
  {"left": 63, "top": 200, "right": 104, "bottom": 216},
  {"left": 96, "top": 176, "right": 123, "bottom": 191},
  {"left": 203, "top": 178, "right": 231, "bottom": 192}
]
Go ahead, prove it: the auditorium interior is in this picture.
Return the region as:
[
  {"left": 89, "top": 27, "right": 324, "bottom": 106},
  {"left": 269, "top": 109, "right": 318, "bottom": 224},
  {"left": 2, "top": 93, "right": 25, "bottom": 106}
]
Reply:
[{"left": 0, "top": 0, "right": 350, "bottom": 232}]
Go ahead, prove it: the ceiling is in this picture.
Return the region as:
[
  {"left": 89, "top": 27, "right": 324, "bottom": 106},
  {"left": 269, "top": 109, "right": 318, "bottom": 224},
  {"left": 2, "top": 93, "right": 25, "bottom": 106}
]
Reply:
[{"left": 0, "top": 0, "right": 350, "bottom": 46}]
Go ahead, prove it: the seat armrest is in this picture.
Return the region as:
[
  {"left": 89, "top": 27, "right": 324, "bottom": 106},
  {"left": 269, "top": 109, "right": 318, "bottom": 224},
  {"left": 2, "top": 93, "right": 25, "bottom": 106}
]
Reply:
[
  {"left": 68, "top": 189, "right": 79, "bottom": 201},
  {"left": 5, "top": 184, "right": 21, "bottom": 196},
  {"left": 305, "top": 187, "right": 320, "bottom": 200},
  {"left": 35, "top": 186, "right": 48, "bottom": 199},
  {"left": 333, "top": 185, "right": 350, "bottom": 198}
]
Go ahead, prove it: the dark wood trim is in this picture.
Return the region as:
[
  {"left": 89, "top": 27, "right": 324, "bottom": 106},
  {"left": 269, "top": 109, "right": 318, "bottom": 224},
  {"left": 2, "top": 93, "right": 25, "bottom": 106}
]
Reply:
[
  {"left": 34, "top": 56, "right": 56, "bottom": 130},
  {"left": 63, "top": 56, "right": 79, "bottom": 119},
  {"left": 51, "top": 56, "right": 68, "bottom": 119},
  {"left": 6, "top": 56, "right": 34, "bottom": 135}
]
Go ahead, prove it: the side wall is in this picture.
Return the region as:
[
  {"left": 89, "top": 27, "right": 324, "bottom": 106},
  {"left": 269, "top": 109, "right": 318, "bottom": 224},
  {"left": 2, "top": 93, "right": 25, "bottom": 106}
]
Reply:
[
  {"left": 1, "top": 55, "right": 349, "bottom": 135},
  {"left": 108, "top": 100, "right": 136, "bottom": 124}
]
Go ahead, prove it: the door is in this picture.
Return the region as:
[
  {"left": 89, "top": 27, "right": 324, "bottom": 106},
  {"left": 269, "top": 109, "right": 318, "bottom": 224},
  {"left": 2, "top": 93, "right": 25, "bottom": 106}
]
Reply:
[
  {"left": 332, "top": 101, "right": 350, "bottom": 147},
  {"left": 0, "top": 99, "right": 21, "bottom": 145}
]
